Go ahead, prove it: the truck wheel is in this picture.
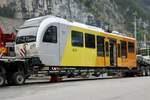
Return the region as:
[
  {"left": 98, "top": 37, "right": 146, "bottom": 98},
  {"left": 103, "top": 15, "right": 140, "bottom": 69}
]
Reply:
[
  {"left": 12, "top": 72, "right": 25, "bottom": 85},
  {"left": 0, "top": 74, "right": 5, "bottom": 86}
]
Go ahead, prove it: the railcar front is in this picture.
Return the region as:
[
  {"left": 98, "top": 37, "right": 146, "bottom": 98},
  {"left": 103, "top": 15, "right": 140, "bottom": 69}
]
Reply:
[{"left": 15, "top": 16, "right": 64, "bottom": 67}]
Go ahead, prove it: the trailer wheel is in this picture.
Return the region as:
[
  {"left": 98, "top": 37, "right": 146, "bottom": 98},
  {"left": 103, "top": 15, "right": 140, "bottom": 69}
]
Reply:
[
  {"left": 12, "top": 72, "right": 25, "bottom": 85},
  {"left": 141, "top": 68, "right": 146, "bottom": 76},
  {"left": 0, "top": 74, "right": 5, "bottom": 86},
  {"left": 7, "top": 77, "right": 14, "bottom": 86},
  {"left": 148, "top": 68, "right": 150, "bottom": 76}
]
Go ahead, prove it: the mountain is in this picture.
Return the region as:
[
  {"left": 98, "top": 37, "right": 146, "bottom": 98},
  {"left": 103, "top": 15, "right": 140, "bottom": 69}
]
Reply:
[{"left": 0, "top": 0, "right": 149, "bottom": 41}]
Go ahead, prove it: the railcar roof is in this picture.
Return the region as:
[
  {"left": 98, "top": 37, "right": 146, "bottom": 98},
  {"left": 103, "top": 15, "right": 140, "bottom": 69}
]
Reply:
[{"left": 23, "top": 16, "right": 135, "bottom": 41}]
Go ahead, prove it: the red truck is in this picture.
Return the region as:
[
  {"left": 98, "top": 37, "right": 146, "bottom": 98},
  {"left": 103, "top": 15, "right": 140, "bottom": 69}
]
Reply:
[{"left": 0, "top": 26, "right": 16, "bottom": 56}]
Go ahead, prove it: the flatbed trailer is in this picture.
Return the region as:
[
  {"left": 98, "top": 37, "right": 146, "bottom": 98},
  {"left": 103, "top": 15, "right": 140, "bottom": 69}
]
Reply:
[{"left": 0, "top": 56, "right": 150, "bottom": 86}]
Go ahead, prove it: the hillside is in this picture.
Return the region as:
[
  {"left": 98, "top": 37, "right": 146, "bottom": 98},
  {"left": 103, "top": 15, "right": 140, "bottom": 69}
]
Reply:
[
  {"left": 0, "top": 0, "right": 149, "bottom": 41},
  {"left": 0, "top": 16, "right": 23, "bottom": 33}
]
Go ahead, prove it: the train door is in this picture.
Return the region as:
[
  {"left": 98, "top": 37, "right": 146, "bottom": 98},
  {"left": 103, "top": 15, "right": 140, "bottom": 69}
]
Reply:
[
  {"left": 121, "top": 41, "right": 127, "bottom": 67},
  {"left": 109, "top": 39, "right": 117, "bottom": 66},
  {"left": 104, "top": 39, "right": 110, "bottom": 66},
  {"left": 117, "top": 41, "right": 122, "bottom": 66},
  {"left": 96, "top": 36, "right": 105, "bottom": 67},
  {"left": 39, "top": 23, "right": 60, "bottom": 66}
]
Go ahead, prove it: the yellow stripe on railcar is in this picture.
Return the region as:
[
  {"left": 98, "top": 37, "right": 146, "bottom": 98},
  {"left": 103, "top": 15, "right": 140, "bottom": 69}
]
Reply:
[{"left": 61, "top": 25, "right": 136, "bottom": 69}]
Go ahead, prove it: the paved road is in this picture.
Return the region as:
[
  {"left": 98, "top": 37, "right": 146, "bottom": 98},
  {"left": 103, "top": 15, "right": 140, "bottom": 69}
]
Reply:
[{"left": 0, "top": 77, "right": 150, "bottom": 100}]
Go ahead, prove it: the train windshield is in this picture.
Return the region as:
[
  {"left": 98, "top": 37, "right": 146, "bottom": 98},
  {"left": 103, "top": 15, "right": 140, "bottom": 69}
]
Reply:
[{"left": 16, "top": 27, "right": 38, "bottom": 44}]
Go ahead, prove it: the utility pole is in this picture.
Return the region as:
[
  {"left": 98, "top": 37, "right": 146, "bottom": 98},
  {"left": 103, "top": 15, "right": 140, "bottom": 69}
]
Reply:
[
  {"left": 148, "top": 46, "right": 150, "bottom": 58},
  {"left": 145, "top": 32, "right": 150, "bottom": 58},
  {"left": 133, "top": 12, "right": 138, "bottom": 51},
  {"left": 134, "top": 14, "right": 137, "bottom": 40}
]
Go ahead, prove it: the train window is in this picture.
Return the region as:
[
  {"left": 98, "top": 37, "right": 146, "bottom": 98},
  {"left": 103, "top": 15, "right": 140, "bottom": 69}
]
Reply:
[
  {"left": 105, "top": 41, "right": 109, "bottom": 56},
  {"left": 71, "top": 31, "right": 83, "bottom": 47},
  {"left": 128, "top": 42, "right": 134, "bottom": 53},
  {"left": 97, "top": 36, "right": 104, "bottom": 56},
  {"left": 121, "top": 41, "right": 127, "bottom": 58},
  {"left": 118, "top": 44, "right": 121, "bottom": 57},
  {"left": 85, "top": 33, "right": 95, "bottom": 48},
  {"left": 43, "top": 26, "right": 57, "bottom": 43}
]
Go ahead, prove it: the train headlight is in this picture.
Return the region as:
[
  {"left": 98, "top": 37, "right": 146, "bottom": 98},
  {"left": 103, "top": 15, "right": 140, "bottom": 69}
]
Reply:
[{"left": 30, "top": 43, "right": 36, "bottom": 49}]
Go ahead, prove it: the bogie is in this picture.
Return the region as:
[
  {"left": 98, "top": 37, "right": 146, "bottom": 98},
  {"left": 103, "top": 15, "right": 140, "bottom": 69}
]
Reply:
[
  {"left": 0, "top": 74, "right": 5, "bottom": 86},
  {"left": 0, "top": 67, "right": 6, "bottom": 86}
]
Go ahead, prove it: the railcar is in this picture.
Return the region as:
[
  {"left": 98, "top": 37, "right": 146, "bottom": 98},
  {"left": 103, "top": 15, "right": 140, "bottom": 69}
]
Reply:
[
  {"left": 16, "top": 16, "right": 136, "bottom": 68},
  {"left": 14, "top": 16, "right": 138, "bottom": 78}
]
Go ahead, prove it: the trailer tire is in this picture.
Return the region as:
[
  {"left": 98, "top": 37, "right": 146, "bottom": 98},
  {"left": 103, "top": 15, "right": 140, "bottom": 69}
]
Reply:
[
  {"left": 141, "top": 67, "right": 146, "bottom": 76},
  {"left": 7, "top": 77, "right": 14, "bottom": 86},
  {"left": 12, "top": 72, "right": 25, "bottom": 85},
  {"left": 148, "top": 68, "right": 150, "bottom": 76},
  {"left": 0, "top": 74, "right": 5, "bottom": 86}
]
